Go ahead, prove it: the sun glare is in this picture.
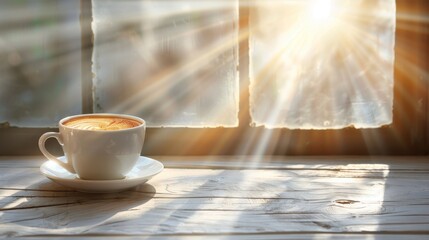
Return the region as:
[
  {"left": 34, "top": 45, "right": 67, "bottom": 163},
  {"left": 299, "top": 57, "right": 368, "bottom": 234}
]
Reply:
[{"left": 310, "top": 0, "right": 334, "bottom": 23}]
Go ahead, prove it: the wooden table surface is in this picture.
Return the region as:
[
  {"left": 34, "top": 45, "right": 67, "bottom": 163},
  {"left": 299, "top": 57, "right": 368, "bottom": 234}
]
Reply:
[{"left": 1, "top": 156, "right": 429, "bottom": 239}]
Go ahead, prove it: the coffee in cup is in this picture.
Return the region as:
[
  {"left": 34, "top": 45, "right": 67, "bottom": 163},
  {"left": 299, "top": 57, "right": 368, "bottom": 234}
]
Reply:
[
  {"left": 39, "top": 113, "right": 146, "bottom": 180},
  {"left": 63, "top": 116, "right": 141, "bottom": 131}
]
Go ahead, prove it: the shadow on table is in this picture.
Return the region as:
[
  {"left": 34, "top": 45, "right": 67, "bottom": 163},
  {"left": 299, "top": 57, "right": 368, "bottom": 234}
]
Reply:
[{"left": 0, "top": 179, "right": 156, "bottom": 234}]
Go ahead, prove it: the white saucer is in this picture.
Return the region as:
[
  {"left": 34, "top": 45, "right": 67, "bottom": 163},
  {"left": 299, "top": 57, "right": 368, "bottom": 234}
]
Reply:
[{"left": 40, "top": 156, "right": 163, "bottom": 193}]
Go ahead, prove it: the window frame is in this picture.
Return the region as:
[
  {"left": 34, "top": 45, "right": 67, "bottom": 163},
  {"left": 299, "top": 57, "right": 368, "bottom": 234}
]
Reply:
[{"left": 0, "top": 0, "right": 428, "bottom": 156}]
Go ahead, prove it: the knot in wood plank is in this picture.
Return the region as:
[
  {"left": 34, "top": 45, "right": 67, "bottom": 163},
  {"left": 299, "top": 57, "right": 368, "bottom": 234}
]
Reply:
[{"left": 334, "top": 199, "right": 360, "bottom": 205}]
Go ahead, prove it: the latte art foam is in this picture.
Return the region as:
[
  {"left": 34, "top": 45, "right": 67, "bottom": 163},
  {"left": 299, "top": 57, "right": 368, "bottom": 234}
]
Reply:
[{"left": 63, "top": 116, "right": 141, "bottom": 131}]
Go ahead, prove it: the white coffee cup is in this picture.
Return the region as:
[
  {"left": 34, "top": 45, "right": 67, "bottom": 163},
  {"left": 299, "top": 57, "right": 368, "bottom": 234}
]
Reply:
[{"left": 39, "top": 113, "right": 146, "bottom": 180}]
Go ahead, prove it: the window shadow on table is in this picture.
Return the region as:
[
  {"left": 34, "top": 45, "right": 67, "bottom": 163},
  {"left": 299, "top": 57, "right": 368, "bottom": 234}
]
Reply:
[
  {"left": 0, "top": 179, "right": 156, "bottom": 235},
  {"left": 210, "top": 162, "right": 394, "bottom": 238},
  {"left": 132, "top": 169, "right": 244, "bottom": 234}
]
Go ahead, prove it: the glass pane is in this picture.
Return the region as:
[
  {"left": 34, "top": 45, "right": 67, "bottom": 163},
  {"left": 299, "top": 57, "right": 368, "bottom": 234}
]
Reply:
[
  {"left": 92, "top": 0, "right": 239, "bottom": 127},
  {"left": 0, "top": 0, "right": 81, "bottom": 127},
  {"left": 249, "top": 0, "right": 396, "bottom": 129}
]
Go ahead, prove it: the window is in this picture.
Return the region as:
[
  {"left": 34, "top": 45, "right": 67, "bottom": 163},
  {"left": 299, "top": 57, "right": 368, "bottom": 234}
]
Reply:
[
  {"left": 250, "top": 0, "right": 395, "bottom": 129},
  {"left": 0, "top": 0, "right": 81, "bottom": 127},
  {"left": 0, "top": 0, "right": 428, "bottom": 155},
  {"left": 92, "top": 0, "right": 239, "bottom": 127}
]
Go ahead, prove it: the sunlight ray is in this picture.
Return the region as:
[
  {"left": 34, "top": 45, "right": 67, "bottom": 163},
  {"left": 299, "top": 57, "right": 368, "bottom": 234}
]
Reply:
[{"left": 106, "top": 30, "right": 239, "bottom": 127}]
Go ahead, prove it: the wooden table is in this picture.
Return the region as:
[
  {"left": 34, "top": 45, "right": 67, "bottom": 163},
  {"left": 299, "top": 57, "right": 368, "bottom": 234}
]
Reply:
[{"left": 1, "top": 156, "right": 429, "bottom": 239}]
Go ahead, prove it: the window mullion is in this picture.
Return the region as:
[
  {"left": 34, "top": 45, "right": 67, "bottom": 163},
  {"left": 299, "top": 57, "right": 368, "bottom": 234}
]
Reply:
[{"left": 80, "top": 0, "right": 94, "bottom": 114}]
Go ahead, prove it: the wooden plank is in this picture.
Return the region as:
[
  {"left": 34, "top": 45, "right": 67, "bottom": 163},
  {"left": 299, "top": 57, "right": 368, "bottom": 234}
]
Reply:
[
  {"left": 5, "top": 234, "right": 429, "bottom": 240},
  {"left": 2, "top": 204, "right": 429, "bottom": 236},
  {"left": 2, "top": 168, "right": 429, "bottom": 199}
]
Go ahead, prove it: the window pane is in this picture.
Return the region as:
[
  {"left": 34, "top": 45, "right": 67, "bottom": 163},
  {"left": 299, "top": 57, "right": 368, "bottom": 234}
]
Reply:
[
  {"left": 0, "top": 0, "right": 81, "bottom": 127},
  {"left": 92, "top": 0, "right": 239, "bottom": 127},
  {"left": 249, "top": 0, "right": 396, "bottom": 129}
]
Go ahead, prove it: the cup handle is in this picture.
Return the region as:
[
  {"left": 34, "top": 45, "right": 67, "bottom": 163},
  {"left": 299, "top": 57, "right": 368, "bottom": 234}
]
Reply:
[{"left": 38, "top": 132, "right": 75, "bottom": 173}]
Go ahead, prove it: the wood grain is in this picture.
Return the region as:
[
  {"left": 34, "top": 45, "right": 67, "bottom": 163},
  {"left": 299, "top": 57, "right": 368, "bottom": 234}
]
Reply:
[{"left": 0, "top": 156, "right": 429, "bottom": 238}]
